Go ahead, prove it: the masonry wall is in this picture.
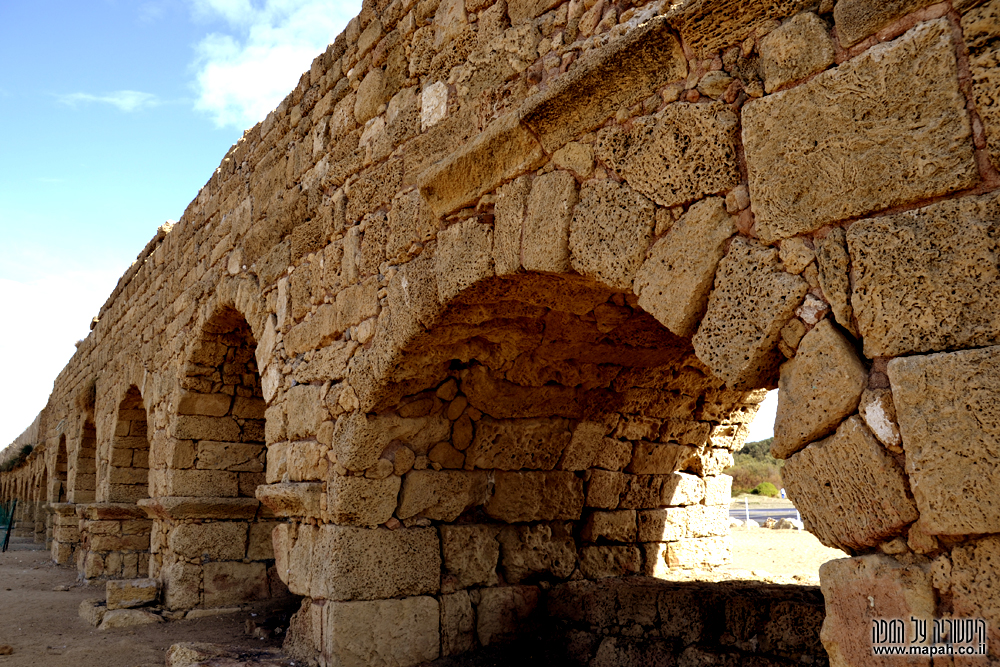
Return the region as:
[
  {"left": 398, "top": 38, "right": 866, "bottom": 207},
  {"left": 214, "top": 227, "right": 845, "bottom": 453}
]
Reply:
[{"left": 2, "top": 0, "right": 1000, "bottom": 665}]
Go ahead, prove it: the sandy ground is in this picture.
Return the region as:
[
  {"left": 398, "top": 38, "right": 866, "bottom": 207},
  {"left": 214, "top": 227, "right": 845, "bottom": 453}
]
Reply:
[
  {"left": 0, "top": 516, "right": 846, "bottom": 667},
  {"left": 0, "top": 537, "right": 292, "bottom": 667}
]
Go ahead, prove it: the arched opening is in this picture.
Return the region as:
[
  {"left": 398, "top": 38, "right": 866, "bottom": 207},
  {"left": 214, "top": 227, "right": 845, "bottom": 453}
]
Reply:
[
  {"left": 68, "top": 419, "right": 97, "bottom": 503},
  {"left": 152, "top": 306, "right": 280, "bottom": 611},
  {"left": 53, "top": 435, "right": 68, "bottom": 503},
  {"left": 102, "top": 386, "right": 150, "bottom": 503}
]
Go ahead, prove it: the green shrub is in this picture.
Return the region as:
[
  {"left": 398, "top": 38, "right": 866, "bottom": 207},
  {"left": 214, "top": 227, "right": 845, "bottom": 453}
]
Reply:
[
  {"left": 750, "top": 481, "right": 779, "bottom": 497},
  {"left": 725, "top": 438, "right": 784, "bottom": 496}
]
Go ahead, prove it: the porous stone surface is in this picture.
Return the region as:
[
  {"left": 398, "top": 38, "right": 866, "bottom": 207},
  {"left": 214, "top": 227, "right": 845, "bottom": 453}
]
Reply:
[
  {"left": 485, "top": 472, "right": 585, "bottom": 522},
  {"left": 744, "top": 19, "right": 978, "bottom": 242},
  {"left": 324, "top": 596, "right": 440, "bottom": 667},
  {"left": 889, "top": 346, "right": 1000, "bottom": 535},
  {"left": 475, "top": 586, "right": 540, "bottom": 646},
  {"left": 820, "top": 555, "right": 934, "bottom": 666},
  {"left": 464, "top": 418, "right": 572, "bottom": 470},
  {"left": 106, "top": 578, "right": 159, "bottom": 610},
  {"left": 815, "top": 228, "right": 856, "bottom": 337},
  {"left": 668, "top": 0, "right": 813, "bottom": 57},
  {"left": 440, "top": 525, "right": 500, "bottom": 589},
  {"left": 569, "top": 179, "right": 655, "bottom": 291},
  {"left": 579, "top": 546, "right": 642, "bottom": 578},
  {"left": 772, "top": 319, "right": 868, "bottom": 459},
  {"left": 595, "top": 103, "right": 739, "bottom": 208},
  {"left": 964, "top": 0, "right": 1000, "bottom": 172},
  {"left": 99, "top": 608, "right": 164, "bottom": 630},
  {"left": 497, "top": 523, "right": 577, "bottom": 583},
  {"left": 848, "top": 191, "right": 1000, "bottom": 358},
  {"left": 522, "top": 171, "right": 579, "bottom": 273},
  {"left": 634, "top": 198, "right": 736, "bottom": 337},
  {"left": 397, "top": 470, "right": 488, "bottom": 521},
  {"left": 858, "top": 388, "right": 903, "bottom": 453},
  {"left": 834, "top": 0, "right": 938, "bottom": 47},
  {"left": 325, "top": 474, "right": 400, "bottom": 527},
  {"left": 758, "top": 12, "right": 835, "bottom": 93},
  {"left": 950, "top": 536, "right": 1000, "bottom": 657},
  {"left": 693, "top": 238, "right": 808, "bottom": 389},
  {"left": 783, "top": 416, "right": 918, "bottom": 552}
]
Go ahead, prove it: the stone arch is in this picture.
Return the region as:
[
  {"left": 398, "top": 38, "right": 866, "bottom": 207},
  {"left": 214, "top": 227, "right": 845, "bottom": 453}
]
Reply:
[
  {"left": 68, "top": 417, "right": 97, "bottom": 503},
  {"left": 100, "top": 385, "right": 150, "bottom": 503},
  {"left": 52, "top": 435, "right": 68, "bottom": 503},
  {"left": 144, "top": 305, "right": 282, "bottom": 612}
]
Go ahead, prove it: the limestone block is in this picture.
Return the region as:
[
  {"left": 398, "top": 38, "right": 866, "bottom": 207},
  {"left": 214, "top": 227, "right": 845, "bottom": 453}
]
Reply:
[
  {"left": 779, "top": 237, "right": 815, "bottom": 274},
  {"left": 772, "top": 320, "right": 868, "bottom": 459},
  {"left": 626, "top": 442, "right": 698, "bottom": 475},
  {"left": 99, "top": 608, "right": 164, "bottom": 630},
  {"left": 247, "top": 522, "right": 276, "bottom": 561},
  {"left": 498, "top": 523, "right": 577, "bottom": 583},
  {"left": 950, "top": 536, "right": 1000, "bottom": 656},
  {"left": 354, "top": 69, "right": 385, "bottom": 125},
  {"left": 834, "top": 0, "right": 938, "bottom": 47},
  {"left": 519, "top": 16, "right": 687, "bottom": 152},
  {"left": 79, "top": 599, "right": 106, "bottom": 627},
  {"left": 166, "top": 643, "right": 286, "bottom": 667},
  {"left": 637, "top": 505, "right": 728, "bottom": 542},
  {"left": 493, "top": 175, "right": 530, "bottom": 275},
  {"left": 441, "top": 591, "right": 476, "bottom": 657},
  {"left": 168, "top": 522, "right": 248, "bottom": 561},
  {"left": 106, "top": 578, "right": 158, "bottom": 610},
  {"left": 419, "top": 113, "right": 545, "bottom": 217},
  {"left": 621, "top": 472, "right": 705, "bottom": 509},
  {"left": 441, "top": 525, "right": 500, "bottom": 589},
  {"left": 596, "top": 103, "right": 739, "bottom": 209},
  {"left": 552, "top": 142, "right": 594, "bottom": 178},
  {"left": 196, "top": 441, "right": 264, "bottom": 472},
  {"left": 326, "top": 474, "right": 400, "bottom": 527},
  {"left": 819, "top": 555, "right": 934, "bottom": 666},
  {"left": 703, "top": 475, "right": 732, "bottom": 506},
  {"left": 579, "top": 546, "right": 642, "bottom": 578},
  {"left": 744, "top": 19, "right": 978, "bottom": 243},
  {"left": 521, "top": 170, "right": 579, "bottom": 273},
  {"left": 582, "top": 510, "right": 637, "bottom": 543},
  {"left": 476, "top": 586, "right": 540, "bottom": 647},
  {"left": 324, "top": 597, "right": 440, "bottom": 667},
  {"left": 889, "top": 346, "right": 1000, "bottom": 535},
  {"left": 464, "top": 417, "right": 572, "bottom": 470},
  {"left": 309, "top": 525, "right": 440, "bottom": 601},
  {"left": 485, "top": 471, "right": 585, "bottom": 522},
  {"left": 645, "top": 536, "right": 731, "bottom": 572},
  {"left": 668, "top": 0, "right": 812, "bottom": 57},
  {"left": 692, "top": 238, "right": 808, "bottom": 389},
  {"left": 435, "top": 219, "right": 494, "bottom": 302},
  {"left": 783, "top": 416, "right": 918, "bottom": 551},
  {"left": 397, "top": 470, "right": 488, "bottom": 521},
  {"left": 173, "top": 415, "right": 240, "bottom": 442},
  {"left": 176, "top": 392, "right": 231, "bottom": 417},
  {"left": 964, "top": 0, "right": 1000, "bottom": 172},
  {"left": 859, "top": 388, "right": 902, "bottom": 453},
  {"left": 162, "top": 560, "right": 202, "bottom": 610},
  {"left": 634, "top": 198, "right": 735, "bottom": 337},
  {"left": 586, "top": 470, "right": 628, "bottom": 509},
  {"left": 255, "top": 481, "right": 323, "bottom": 518},
  {"left": 559, "top": 421, "right": 607, "bottom": 471},
  {"left": 334, "top": 412, "right": 452, "bottom": 472},
  {"left": 569, "top": 179, "right": 654, "bottom": 291},
  {"left": 849, "top": 191, "right": 1000, "bottom": 358},
  {"left": 815, "top": 227, "right": 856, "bottom": 337},
  {"left": 285, "top": 384, "right": 326, "bottom": 440},
  {"left": 203, "top": 561, "right": 268, "bottom": 607},
  {"left": 758, "top": 12, "right": 834, "bottom": 93}
]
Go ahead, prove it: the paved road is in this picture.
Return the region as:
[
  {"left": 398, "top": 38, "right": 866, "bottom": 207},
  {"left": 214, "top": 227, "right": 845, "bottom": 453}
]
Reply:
[{"left": 729, "top": 507, "right": 801, "bottom": 523}]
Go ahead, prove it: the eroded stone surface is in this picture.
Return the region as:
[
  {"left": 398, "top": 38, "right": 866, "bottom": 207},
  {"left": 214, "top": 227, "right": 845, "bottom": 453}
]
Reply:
[
  {"left": 951, "top": 536, "right": 1000, "bottom": 657},
  {"left": 324, "top": 596, "right": 440, "bottom": 667},
  {"left": 889, "top": 346, "right": 1000, "bottom": 535},
  {"left": 849, "top": 191, "right": 1000, "bottom": 358},
  {"left": 772, "top": 319, "right": 868, "bottom": 459},
  {"left": 964, "top": 0, "right": 1000, "bottom": 172},
  {"left": 634, "top": 198, "right": 736, "bottom": 337},
  {"left": 783, "top": 416, "right": 918, "bottom": 552},
  {"left": 834, "top": 0, "right": 939, "bottom": 47},
  {"left": 693, "top": 238, "right": 808, "bottom": 389},
  {"left": 758, "top": 12, "right": 834, "bottom": 93},
  {"left": 744, "top": 19, "right": 978, "bottom": 242}
]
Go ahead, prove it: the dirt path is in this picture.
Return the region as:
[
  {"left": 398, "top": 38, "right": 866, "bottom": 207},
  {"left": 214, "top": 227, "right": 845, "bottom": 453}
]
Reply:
[{"left": 0, "top": 537, "right": 288, "bottom": 667}]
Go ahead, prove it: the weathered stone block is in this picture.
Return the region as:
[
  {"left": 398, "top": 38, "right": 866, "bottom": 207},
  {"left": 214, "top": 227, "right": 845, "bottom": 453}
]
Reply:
[
  {"left": 667, "top": 0, "right": 812, "bottom": 57},
  {"left": 435, "top": 219, "right": 494, "bottom": 302},
  {"left": 759, "top": 12, "right": 834, "bottom": 93},
  {"left": 950, "top": 535, "right": 1000, "bottom": 657},
  {"left": 637, "top": 505, "right": 728, "bottom": 542},
  {"left": 485, "top": 471, "right": 585, "bottom": 522},
  {"left": 772, "top": 319, "right": 868, "bottom": 459},
  {"left": 522, "top": 170, "right": 578, "bottom": 273},
  {"left": 834, "top": 0, "right": 938, "bottom": 47},
  {"left": 964, "top": 0, "right": 1000, "bottom": 172},
  {"left": 692, "top": 238, "right": 807, "bottom": 389},
  {"left": 324, "top": 597, "right": 440, "bottom": 667},
  {"left": 645, "top": 536, "right": 731, "bottom": 572},
  {"left": 582, "top": 510, "right": 637, "bottom": 543},
  {"left": 106, "top": 578, "right": 158, "bottom": 610},
  {"left": 744, "top": 19, "right": 978, "bottom": 242},
  {"left": 596, "top": 103, "right": 738, "bottom": 209},
  {"left": 783, "top": 416, "right": 918, "bottom": 551},
  {"left": 634, "top": 198, "right": 735, "bottom": 337},
  {"left": 569, "top": 179, "right": 654, "bottom": 291},
  {"left": 626, "top": 442, "right": 697, "bottom": 475},
  {"left": 177, "top": 392, "right": 232, "bottom": 417},
  {"left": 889, "top": 346, "right": 1000, "bottom": 535},
  {"left": 99, "top": 608, "right": 164, "bottom": 629},
  {"left": 464, "top": 417, "right": 572, "bottom": 471},
  {"left": 848, "top": 191, "right": 1000, "bottom": 358},
  {"left": 168, "top": 522, "right": 248, "bottom": 561},
  {"left": 161, "top": 469, "right": 238, "bottom": 497},
  {"left": 309, "top": 525, "right": 440, "bottom": 601},
  {"left": 621, "top": 472, "right": 705, "bottom": 509},
  {"left": 498, "top": 523, "right": 577, "bottom": 583},
  {"left": 196, "top": 441, "right": 264, "bottom": 472},
  {"left": 162, "top": 560, "right": 202, "bottom": 610},
  {"left": 441, "top": 591, "right": 476, "bottom": 657},
  {"left": 256, "top": 481, "right": 323, "bottom": 517},
  {"left": 203, "top": 561, "right": 269, "bottom": 607},
  {"left": 820, "top": 555, "right": 934, "bottom": 666},
  {"left": 326, "top": 474, "right": 400, "bottom": 527},
  {"left": 492, "top": 175, "right": 530, "bottom": 275},
  {"left": 397, "top": 470, "right": 488, "bottom": 521},
  {"left": 579, "top": 546, "right": 641, "bottom": 579},
  {"left": 815, "top": 227, "right": 856, "bottom": 337},
  {"left": 441, "top": 524, "right": 500, "bottom": 589},
  {"left": 476, "top": 586, "right": 540, "bottom": 647}
]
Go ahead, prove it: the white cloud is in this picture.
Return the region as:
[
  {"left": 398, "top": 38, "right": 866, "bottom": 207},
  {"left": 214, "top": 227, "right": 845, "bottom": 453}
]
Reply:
[
  {"left": 190, "top": 0, "right": 359, "bottom": 129},
  {"left": 58, "top": 90, "right": 161, "bottom": 112}
]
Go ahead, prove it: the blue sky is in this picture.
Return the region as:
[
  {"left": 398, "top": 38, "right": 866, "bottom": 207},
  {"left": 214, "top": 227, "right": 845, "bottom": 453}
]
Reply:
[{"left": 0, "top": 0, "right": 777, "bottom": 447}]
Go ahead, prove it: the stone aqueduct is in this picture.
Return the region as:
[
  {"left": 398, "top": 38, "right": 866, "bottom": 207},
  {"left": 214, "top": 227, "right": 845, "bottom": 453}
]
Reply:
[{"left": 3, "top": 0, "right": 1000, "bottom": 664}]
